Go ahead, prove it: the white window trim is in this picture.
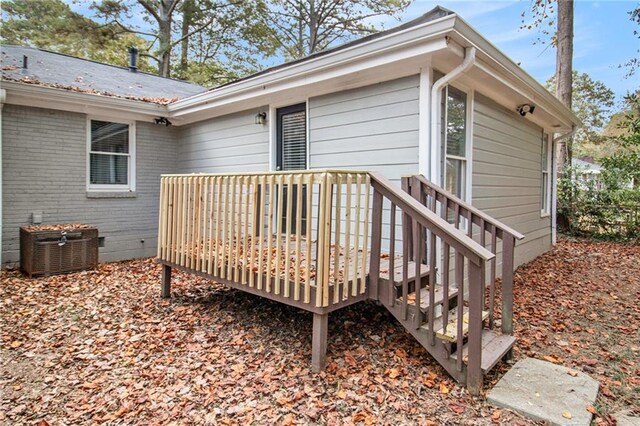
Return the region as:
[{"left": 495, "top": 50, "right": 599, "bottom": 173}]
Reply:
[
  {"left": 268, "top": 100, "right": 310, "bottom": 172},
  {"left": 86, "top": 117, "right": 136, "bottom": 192},
  {"left": 541, "top": 133, "right": 552, "bottom": 217},
  {"left": 441, "top": 84, "right": 474, "bottom": 204}
]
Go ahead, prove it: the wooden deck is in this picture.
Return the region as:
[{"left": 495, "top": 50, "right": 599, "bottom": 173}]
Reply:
[
  {"left": 158, "top": 170, "right": 520, "bottom": 394},
  {"left": 163, "top": 234, "right": 430, "bottom": 307}
]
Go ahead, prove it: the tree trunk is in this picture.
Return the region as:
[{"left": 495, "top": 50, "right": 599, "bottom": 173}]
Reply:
[
  {"left": 308, "top": 0, "right": 318, "bottom": 54},
  {"left": 180, "top": 0, "right": 194, "bottom": 74},
  {"left": 556, "top": 0, "right": 574, "bottom": 168}
]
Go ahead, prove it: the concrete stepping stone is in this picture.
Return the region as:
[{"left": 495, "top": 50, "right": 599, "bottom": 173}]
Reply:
[
  {"left": 487, "top": 357, "right": 600, "bottom": 426},
  {"left": 613, "top": 410, "right": 640, "bottom": 426}
]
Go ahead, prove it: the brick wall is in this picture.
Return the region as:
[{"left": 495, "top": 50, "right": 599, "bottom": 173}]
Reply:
[{"left": 1, "top": 104, "right": 180, "bottom": 265}]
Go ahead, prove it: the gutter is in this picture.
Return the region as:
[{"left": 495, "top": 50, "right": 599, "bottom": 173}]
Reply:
[
  {"left": 429, "top": 46, "right": 476, "bottom": 183},
  {"left": 0, "top": 88, "right": 5, "bottom": 265},
  {"left": 551, "top": 127, "right": 576, "bottom": 245}
]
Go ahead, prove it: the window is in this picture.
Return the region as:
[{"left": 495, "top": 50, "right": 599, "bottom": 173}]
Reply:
[
  {"left": 88, "top": 119, "right": 135, "bottom": 191},
  {"left": 541, "top": 133, "right": 551, "bottom": 215},
  {"left": 276, "top": 103, "right": 307, "bottom": 171},
  {"left": 442, "top": 86, "right": 468, "bottom": 200},
  {"left": 276, "top": 103, "right": 308, "bottom": 233}
]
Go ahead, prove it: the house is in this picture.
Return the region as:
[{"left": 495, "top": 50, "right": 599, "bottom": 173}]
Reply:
[
  {"left": 572, "top": 157, "right": 603, "bottom": 191},
  {"left": 1, "top": 7, "right": 580, "bottom": 392}
]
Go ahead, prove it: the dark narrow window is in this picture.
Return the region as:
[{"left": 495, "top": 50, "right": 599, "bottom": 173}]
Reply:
[
  {"left": 277, "top": 103, "right": 307, "bottom": 171},
  {"left": 276, "top": 103, "right": 307, "bottom": 234}
]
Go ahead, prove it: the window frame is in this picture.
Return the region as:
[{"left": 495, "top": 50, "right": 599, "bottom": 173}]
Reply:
[
  {"left": 269, "top": 100, "right": 309, "bottom": 172},
  {"left": 540, "top": 133, "right": 551, "bottom": 217},
  {"left": 86, "top": 117, "right": 136, "bottom": 192},
  {"left": 441, "top": 84, "right": 473, "bottom": 203}
]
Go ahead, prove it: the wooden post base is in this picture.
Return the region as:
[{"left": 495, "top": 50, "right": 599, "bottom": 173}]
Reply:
[
  {"left": 312, "top": 313, "right": 328, "bottom": 372},
  {"left": 161, "top": 264, "right": 172, "bottom": 298}
]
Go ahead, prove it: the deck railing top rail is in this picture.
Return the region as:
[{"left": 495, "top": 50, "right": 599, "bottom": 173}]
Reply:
[
  {"left": 370, "top": 172, "right": 495, "bottom": 266},
  {"left": 409, "top": 174, "right": 525, "bottom": 241},
  {"left": 161, "top": 169, "right": 371, "bottom": 178}
]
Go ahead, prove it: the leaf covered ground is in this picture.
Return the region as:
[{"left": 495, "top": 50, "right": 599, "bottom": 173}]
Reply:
[{"left": 1, "top": 238, "right": 638, "bottom": 425}]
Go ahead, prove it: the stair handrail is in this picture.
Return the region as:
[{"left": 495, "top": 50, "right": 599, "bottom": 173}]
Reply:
[
  {"left": 368, "top": 171, "right": 492, "bottom": 395},
  {"left": 408, "top": 174, "right": 525, "bottom": 241},
  {"left": 368, "top": 172, "right": 495, "bottom": 267}
]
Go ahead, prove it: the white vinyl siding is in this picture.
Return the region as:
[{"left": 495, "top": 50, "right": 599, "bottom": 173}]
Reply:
[
  {"left": 308, "top": 75, "right": 420, "bottom": 182},
  {"left": 309, "top": 75, "right": 420, "bottom": 251},
  {"left": 178, "top": 107, "right": 270, "bottom": 173},
  {"left": 472, "top": 93, "right": 551, "bottom": 267}
]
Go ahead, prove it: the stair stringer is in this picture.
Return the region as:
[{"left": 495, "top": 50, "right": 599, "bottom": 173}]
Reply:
[{"left": 383, "top": 301, "right": 467, "bottom": 384}]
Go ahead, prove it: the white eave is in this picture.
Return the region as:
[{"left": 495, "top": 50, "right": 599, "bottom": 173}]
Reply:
[
  {"left": 1, "top": 11, "right": 579, "bottom": 132},
  {"left": 0, "top": 80, "right": 167, "bottom": 122},
  {"left": 167, "top": 14, "right": 457, "bottom": 123},
  {"left": 167, "top": 12, "right": 579, "bottom": 131},
  {"left": 450, "top": 17, "right": 580, "bottom": 131}
]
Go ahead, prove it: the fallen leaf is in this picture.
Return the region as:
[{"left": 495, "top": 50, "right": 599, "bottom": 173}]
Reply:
[
  {"left": 439, "top": 383, "right": 449, "bottom": 395},
  {"left": 567, "top": 370, "right": 578, "bottom": 377},
  {"left": 491, "top": 410, "right": 502, "bottom": 421},
  {"left": 562, "top": 411, "right": 572, "bottom": 419}
]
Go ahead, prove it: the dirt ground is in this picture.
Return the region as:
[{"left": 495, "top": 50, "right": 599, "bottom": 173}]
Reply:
[{"left": 1, "top": 238, "right": 638, "bottom": 425}]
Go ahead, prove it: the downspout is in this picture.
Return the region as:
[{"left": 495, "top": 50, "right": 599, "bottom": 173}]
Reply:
[
  {"left": 0, "top": 89, "right": 5, "bottom": 266},
  {"left": 551, "top": 127, "right": 576, "bottom": 245},
  {"left": 429, "top": 46, "right": 476, "bottom": 183}
]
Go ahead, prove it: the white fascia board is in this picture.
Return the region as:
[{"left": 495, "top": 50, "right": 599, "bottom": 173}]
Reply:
[
  {"left": 451, "top": 18, "right": 581, "bottom": 129},
  {"left": 2, "top": 81, "right": 167, "bottom": 122},
  {"left": 168, "top": 15, "right": 457, "bottom": 117}
]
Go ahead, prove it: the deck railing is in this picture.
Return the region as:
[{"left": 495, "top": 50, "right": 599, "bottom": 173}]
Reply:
[
  {"left": 402, "top": 175, "right": 525, "bottom": 337},
  {"left": 368, "top": 172, "right": 496, "bottom": 393},
  {"left": 157, "top": 170, "right": 371, "bottom": 308}
]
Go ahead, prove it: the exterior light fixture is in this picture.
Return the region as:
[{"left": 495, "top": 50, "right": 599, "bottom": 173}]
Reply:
[
  {"left": 517, "top": 104, "right": 535, "bottom": 117},
  {"left": 255, "top": 112, "right": 267, "bottom": 125}
]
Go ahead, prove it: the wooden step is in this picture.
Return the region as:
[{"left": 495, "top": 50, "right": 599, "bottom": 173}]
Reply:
[
  {"left": 396, "top": 284, "right": 458, "bottom": 311},
  {"left": 427, "top": 307, "right": 489, "bottom": 342},
  {"left": 450, "top": 329, "right": 516, "bottom": 373},
  {"left": 379, "top": 258, "right": 431, "bottom": 284}
]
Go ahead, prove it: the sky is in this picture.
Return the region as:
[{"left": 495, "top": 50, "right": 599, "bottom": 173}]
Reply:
[{"left": 395, "top": 0, "right": 639, "bottom": 107}]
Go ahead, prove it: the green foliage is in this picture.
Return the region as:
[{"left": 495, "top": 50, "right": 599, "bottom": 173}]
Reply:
[
  {"left": 0, "top": 0, "right": 154, "bottom": 72},
  {"left": 559, "top": 92, "right": 640, "bottom": 240},
  {"left": 92, "top": 0, "right": 279, "bottom": 82},
  {"left": 545, "top": 71, "right": 615, "bottom": 145},
  {"left": 620, "top": 6, "right": 640, "bottom": 77}
]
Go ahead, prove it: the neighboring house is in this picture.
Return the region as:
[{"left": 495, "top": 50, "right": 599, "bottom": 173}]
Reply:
[
  {"left": 0, "top": 7, "right": 579, "bottom": 267},
  {"left": 572, "top": 157, "right": 603, "bottom": 190}
]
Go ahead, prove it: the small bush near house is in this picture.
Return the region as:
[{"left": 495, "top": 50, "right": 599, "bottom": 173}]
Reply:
[{"left": 558, "top": 92, "right": 640, "bottom": 241}]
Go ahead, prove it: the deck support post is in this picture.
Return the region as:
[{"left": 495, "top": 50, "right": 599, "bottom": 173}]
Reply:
[
  {"left": 501, "top": 235, "right": 515, "bottom": 360},
  {"left": 466, "top": 261, "right": 485, "bottom": 396},
  {"left": 161, "top": 264, "right": 172, "bottom": 298},
  {"left": 312, "top": 313, "right": 329, "bottom": 372}
]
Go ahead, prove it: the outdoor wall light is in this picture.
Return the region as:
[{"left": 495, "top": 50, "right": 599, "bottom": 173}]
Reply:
[
  {"left": 517, "top": 104, "right": 535, "bottom": 117},
  {"left": 154, "top": 117, "right": 172, "bottom": 126},
  {"left": 255, "top": 111, "right": 267, "bottom": 125}
]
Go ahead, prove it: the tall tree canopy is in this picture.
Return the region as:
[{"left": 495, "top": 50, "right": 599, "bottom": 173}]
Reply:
[
  {"left": 546, "top": 71, "right": 615, "bottom": 146},
  {"left": 92, "top": 0, "right": 276, "bottom": 82},
  {"left": 263, "top": 0, "right": 411, "bottom": 60},
  {"left": 0, "top": 0, "right": 152, "bottom": 71}
]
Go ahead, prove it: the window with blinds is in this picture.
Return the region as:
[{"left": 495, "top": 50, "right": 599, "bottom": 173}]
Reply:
[
  {"left": 276, "top": 104, "right": 308, "bottom": 233},
  {"left": 88, "top": 119, "right": 135, "bottom": 191},
  {"left": 277, "top": 104, "right": 307, "bottom": 171}
]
